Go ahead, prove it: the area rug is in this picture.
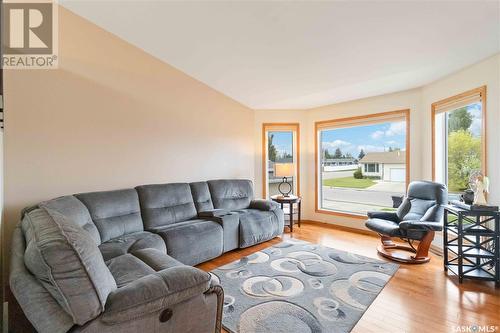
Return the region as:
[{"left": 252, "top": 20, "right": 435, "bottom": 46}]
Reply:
[{"left": 210, "top": 239, "right": 398, "bottom": 333}]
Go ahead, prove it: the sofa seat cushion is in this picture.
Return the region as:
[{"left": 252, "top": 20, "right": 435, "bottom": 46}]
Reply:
[
  {"left": 365, "top": 218, "right": 402, "bottom": 237},
  {"left": 234, "top": 209, "right": 284, "bottom": 248},
  {"left": 22, "top": 207, "right": 117, "bottom": 325},
  {"left": 98, "top": 231, "right": 166, "bottom": 261},
  {"left": 130, "top": 248, "right": 184, "bottom": 271},
  {"left": 152, "top": 220, "right": 223, "bottom": 266},
  {"left": 106, "top": 248, "right": 185, "bottom": 288},
  {"left": 106, "top": 254, "right": 155, "bottom": 288}
]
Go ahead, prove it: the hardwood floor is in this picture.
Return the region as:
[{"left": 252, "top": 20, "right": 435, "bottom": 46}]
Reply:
[
  {"left": 197, "top": 221, "right": 500, "bottom": 333},
  {"left": 8, "top": 221, "right": 500, "bottom": 332}
]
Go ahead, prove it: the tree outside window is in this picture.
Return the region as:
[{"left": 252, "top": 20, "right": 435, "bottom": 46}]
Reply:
[{"left": 446, "top": 104, "right": 482, "bottom": 192}]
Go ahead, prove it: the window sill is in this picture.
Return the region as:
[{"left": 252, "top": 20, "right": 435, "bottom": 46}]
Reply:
[{"left": 315, "top": 208, "right": 367, "bottom": 220}]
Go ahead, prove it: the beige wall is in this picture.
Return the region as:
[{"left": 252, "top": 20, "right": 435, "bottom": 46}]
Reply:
[
  {"left": 2, "top": 7, "right": 255, "bottom": 266},
  {"left": 255, "top": 54, "right": 500, "bottom": 231}
]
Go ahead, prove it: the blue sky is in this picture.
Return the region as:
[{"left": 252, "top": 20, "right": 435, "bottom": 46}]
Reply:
[
  {"left": 269, "top": 131, "right": 293, "bottom": 155},
  {"left": 321, "top": 121, "right": 406, "bottom": 157},
  {"left": 461, "top": 103, "right": 481, "bottom": 137}
]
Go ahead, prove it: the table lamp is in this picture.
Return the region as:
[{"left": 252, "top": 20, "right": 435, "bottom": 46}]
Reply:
[{"left": 274, "top": 163, "right": 294, "bottom": 197}]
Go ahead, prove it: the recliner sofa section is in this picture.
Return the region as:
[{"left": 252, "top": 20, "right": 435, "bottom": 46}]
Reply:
[
  {"left": 136, "top": 182, "right": 225, "bottom": 266},
  {"left": 207, "top": 179, "right": 285, "bottom": 248},
  {"left": 10, "top": 179, "right": 283, "bottom": 333}
]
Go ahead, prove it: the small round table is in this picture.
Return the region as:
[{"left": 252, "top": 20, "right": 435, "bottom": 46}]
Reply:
[{"left": 271, "top": 195, "right": 301, "bottom": 232}]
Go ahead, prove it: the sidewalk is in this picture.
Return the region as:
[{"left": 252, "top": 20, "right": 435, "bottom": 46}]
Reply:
[{"left": 364, "top": 180, "right": 405, "bottom": 192}]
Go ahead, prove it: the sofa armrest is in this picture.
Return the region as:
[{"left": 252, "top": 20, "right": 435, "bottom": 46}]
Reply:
[
  {"left": 249, "top": 199, "right": 279, "bottom": 211},
  {"left": 367, "top": 211, "right": 399, "bottom": 222},
  {"left": 102, "top": 266, "right": 211, "bottom": 324},
  {"left": 204, "top": 281, "right": 224, "bottom": 333},
  {"left": 204, "top": 213, "right": 239, "bottom": 252},
  {"left": 399, "top": 220, "right": 443, "bottom": 232},
  {"left": 198, "top": 209, "right": 230, "bottom": 218}
]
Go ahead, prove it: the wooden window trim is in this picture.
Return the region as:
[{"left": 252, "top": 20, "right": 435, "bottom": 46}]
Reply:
[
  {"left": 262, "top": 123, "right": 300, "bottom": 199},
  {"left": 431, "top": 86, "right": 487, "bottom": 181},
  {"left": 314, "top": 109, "right": 411, "bottom": 219}
]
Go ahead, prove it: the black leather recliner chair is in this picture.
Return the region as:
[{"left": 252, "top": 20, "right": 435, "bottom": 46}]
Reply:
[{"left": 365, "top": 180, "right": 448, "bottom": 264}]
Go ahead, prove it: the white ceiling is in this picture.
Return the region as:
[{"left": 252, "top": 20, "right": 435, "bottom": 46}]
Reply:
[{"left": 61, "top": 1, "right": 500, "bottom": 109}]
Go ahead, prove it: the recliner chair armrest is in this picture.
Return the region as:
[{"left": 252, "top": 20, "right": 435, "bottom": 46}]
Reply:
[
  {"left": 249, "top": 199, "right": 279, "bottom": 211},
  {"left": 367, "top": 211, "right": 399, "bottom": 222},
  {"left": 102, "top": 266, "right": 211, "bottom": 325},
  {"left": 198, "top": 209, "right": 230, "bottom": 218},
  {"left": 399, "top": 220, "right": 443, "bottom": 232}
]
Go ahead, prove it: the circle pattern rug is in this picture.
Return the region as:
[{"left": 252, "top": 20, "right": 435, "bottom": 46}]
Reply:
[{"left": 210, "top": 239, "right": 399, "bottom": 333}]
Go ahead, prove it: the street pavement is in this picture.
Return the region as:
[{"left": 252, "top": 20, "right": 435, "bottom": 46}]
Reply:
[
  {"left": 321, "top": 186, "right": 400, "bottom": 207},
  {"left": 320, "top": 170, "right": 404, "bottom": 214}
]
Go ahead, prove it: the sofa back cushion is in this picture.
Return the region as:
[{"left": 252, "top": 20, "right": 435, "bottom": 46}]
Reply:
[
  {"left": 136, "top": 183, "right": 197, "bottom": 229},
  {"left": 76, "top": 189, "right": 143, "bottom": 242},
  {"left": 22, "top": 207, "right": 117, "bottom": 325},
  {"left": 10, "top": 226, "right": 75, "bottom": 333},
  {"left": 208, "top": 179, "right": 253, "bottom": 210},
  {"left": 39, "top": 195, "right": 101, "bottom": 245},
  {"left": 190, "top": 181, "right": 214, "bottom": 212}
]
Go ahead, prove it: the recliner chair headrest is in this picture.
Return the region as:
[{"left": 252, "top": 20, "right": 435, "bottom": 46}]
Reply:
[{"left": 407, "top": 181, "right": 447, "bottom": 204}]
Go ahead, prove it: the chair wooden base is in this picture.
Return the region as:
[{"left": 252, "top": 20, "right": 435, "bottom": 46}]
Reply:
[{"left": 376, "top": 231, "right": 435, "bottom": 264}]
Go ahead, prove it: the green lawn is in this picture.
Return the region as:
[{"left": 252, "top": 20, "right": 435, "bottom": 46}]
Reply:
[{"left": 322, "top": 177, "right": 376, "bottom": 189}]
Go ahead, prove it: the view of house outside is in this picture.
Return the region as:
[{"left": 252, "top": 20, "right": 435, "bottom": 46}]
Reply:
[
  {"left": 267, "top": 131, "right": 295, "bottom": 197},
  {"left": 319, "top": 120, "right": 406, "bottom": 215},
  {"left": 445, "top": 103, "right": 482, "bottom": 193}
]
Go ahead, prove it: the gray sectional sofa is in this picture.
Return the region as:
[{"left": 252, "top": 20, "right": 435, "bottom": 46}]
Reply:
[{"left": 10, "top": 179, "right": 284, "bottom": 333}]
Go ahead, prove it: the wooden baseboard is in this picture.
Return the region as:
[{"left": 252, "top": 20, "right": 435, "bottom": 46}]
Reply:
[{"left": 300, "top": 220, "right": 376, "bottom": 237}]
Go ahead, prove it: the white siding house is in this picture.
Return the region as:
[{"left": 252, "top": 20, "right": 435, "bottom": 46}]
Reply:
[{"left": 359, "top": 151, "right": 406, "bottom": 182}]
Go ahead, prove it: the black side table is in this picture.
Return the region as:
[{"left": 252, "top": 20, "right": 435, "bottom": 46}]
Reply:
[
  {"left": 443, "top": 205, "right": 499, "bottom": 286},
  {"left": 271, "top": 195, "right": 301, "bottom": 232}
]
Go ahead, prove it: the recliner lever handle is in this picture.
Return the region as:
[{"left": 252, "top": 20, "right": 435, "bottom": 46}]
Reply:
[{"left": 159, "top": 308, "right": 173, "bottom": 323}]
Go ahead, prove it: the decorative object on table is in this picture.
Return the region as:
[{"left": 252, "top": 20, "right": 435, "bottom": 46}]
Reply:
[
  {"left": 443, "top": 204, "right": 499, "bottom": 286},
  {"left": 468, "top": 171, "right": 489, "bottom": 205},
  {"left": 211, "top": 239, "right": 398, "bottom": 333},
  {"left": 365, "top": 181, "right": 448, "bottom": 264},
  {"left": 460, "top": 189, "right": 475, "bottom": 205},
  {"left": 274, "top": 163, "right": 294, "bottom": 197},
  {"left": 271, "top": 195, "right": 301, "bottom": 232}
]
